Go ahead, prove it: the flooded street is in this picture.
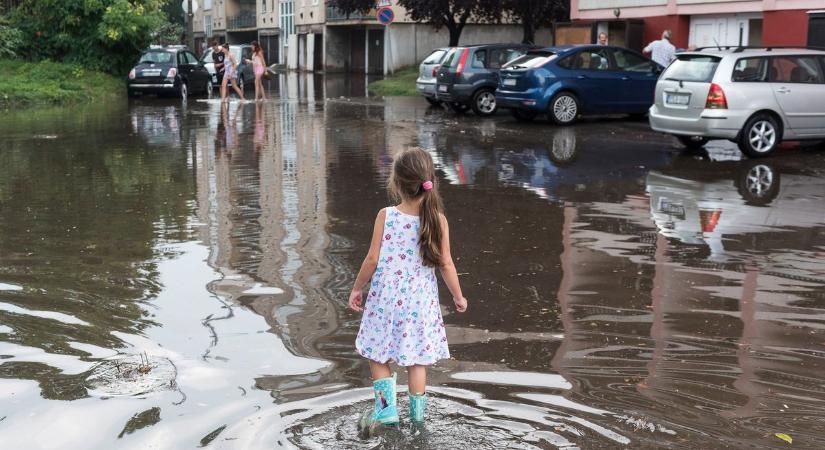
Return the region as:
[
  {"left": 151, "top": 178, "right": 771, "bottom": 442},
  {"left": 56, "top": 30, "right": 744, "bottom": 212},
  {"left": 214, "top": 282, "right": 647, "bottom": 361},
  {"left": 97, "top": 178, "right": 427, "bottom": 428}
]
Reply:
[{"left": 1, "top": 75, "right": 825, "bottom": 449}]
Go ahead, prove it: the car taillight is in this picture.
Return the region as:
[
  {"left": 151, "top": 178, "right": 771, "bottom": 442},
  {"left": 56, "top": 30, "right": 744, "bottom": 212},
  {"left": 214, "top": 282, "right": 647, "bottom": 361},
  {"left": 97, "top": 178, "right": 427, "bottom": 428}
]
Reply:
[
  {"left": 128, "top": 68, "right": 136, "bottom": 80},
  {"left": 455, "top": 48, "right": 470, "bottom": 76},
  {"left": 166, "top": 67, "right": 178, "bottom": 79},
  {"left": 432, "top": 65, "right": 439, "bottom": 77},
  {"left": 705, "top": 83, "right": 727, "bottom": 109}
]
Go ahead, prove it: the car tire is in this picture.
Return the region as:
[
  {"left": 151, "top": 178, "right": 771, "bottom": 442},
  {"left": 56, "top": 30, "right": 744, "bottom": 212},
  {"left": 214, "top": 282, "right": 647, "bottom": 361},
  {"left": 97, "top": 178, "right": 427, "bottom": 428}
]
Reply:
[
  {"left": 738, "top": 113, "right": 780, "bottom": 158},
  {"left": 511, "top": 109, "right": 538, "bottom": 122},
  {"left": 425, "top": 97, "right": 441, "bottom": 107},
  {"left": 549, "top": 92, "right": 580, "bottom": 125},
  {"left": 448, "top": 102, "right": 470, "bottom": 114},
  {"left": 677, "top": 136, "right": 708, "bottom": 149},
  {"left": 127, "top": 89, "right": 138, "bottom": 99},
  {"left": 471, "top": 89, "right": 497, "bottom": 116},
  {"left": 735, "top": 160, "right": 780, "bottom": 206},
  {"left": 179, "top": 81, "right": 188, "bottom": 99}
]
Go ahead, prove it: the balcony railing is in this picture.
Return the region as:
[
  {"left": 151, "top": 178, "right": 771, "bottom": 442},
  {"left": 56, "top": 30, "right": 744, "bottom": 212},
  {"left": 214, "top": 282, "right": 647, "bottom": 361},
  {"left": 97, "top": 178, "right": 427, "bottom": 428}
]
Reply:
[
  {"left": 227, "top": 10, "right": 257, "bottom": 30},
  {"left": 326, "top": 6, "right": 375, "bottom": 21}
]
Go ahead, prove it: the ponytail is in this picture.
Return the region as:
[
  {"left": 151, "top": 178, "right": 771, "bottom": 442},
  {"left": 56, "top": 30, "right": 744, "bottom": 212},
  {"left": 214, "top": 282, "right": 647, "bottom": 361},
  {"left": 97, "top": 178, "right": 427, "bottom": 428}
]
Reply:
[{"left": 418, "top": 185, "right": 443, "bottom": 267}]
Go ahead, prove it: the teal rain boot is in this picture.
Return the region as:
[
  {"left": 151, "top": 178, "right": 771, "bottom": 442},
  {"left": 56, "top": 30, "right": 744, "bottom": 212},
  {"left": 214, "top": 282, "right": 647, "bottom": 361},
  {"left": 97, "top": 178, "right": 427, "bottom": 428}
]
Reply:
[
  {"left": 409, "top": 392, "right": 427, "bottom": 424},
  {"left": 371, "top": 373, "right": 399, "bottom": 425}
]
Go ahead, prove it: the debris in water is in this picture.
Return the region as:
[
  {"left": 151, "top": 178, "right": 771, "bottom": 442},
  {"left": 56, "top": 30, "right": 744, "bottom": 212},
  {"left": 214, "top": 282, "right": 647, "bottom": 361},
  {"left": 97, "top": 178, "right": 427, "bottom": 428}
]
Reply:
[{"left": 775, "top": 433, "right": 792, "bottom": 444}]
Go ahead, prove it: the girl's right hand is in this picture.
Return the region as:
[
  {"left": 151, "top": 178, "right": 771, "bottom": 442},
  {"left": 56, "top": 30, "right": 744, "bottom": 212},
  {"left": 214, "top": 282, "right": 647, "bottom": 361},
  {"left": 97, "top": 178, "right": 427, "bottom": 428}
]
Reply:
[
  {"left": 454, "top": 297, "right": 468, "bottom": 313},
  {"left": 348, "top": 290, "right": 363, "bottom": 312}
]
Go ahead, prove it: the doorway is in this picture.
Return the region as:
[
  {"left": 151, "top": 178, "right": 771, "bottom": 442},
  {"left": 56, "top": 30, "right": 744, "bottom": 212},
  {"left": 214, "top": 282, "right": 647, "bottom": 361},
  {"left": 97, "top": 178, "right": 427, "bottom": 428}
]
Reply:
[
  {"left": 367, "top": 29, "right": 384, "bottom": 74},
  {"left": 690, "top": 14, "right": 761, "bottom": 48}
]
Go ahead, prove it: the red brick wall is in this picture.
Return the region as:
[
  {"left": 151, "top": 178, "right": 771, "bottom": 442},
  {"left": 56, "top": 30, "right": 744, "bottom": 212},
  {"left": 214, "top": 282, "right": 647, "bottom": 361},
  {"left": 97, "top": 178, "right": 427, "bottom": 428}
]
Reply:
[
  {"left": 763, "top": 10, "right": 809, "bottom": 47},
  {"left": 644, "top": 15, "right": 690, "bottom": 50}
]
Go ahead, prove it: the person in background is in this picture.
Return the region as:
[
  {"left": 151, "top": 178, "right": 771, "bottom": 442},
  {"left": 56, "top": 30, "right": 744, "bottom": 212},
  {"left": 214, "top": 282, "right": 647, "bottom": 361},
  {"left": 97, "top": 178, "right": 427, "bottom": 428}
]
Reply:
[
  {"left": 200, "top": 40, "right": 208, "bottom": 58},
  {"left": 244, "top": 41, "right": 267, "bottom": 102},
  {"left": 598, "top": 32, "right": 608, "bottom": 46},
  {"left": 644, "top": 30, "right": 676, "bottom": 67},
  {"left": 211, "top": 39, "right": 225, "bottom": 95}
]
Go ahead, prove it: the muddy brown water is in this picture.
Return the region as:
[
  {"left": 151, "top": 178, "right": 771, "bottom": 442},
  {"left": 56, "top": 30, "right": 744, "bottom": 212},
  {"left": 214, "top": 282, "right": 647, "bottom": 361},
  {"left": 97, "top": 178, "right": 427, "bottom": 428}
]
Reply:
[{"left": 1, "top": 75, "right": 825, "bottom": 449}]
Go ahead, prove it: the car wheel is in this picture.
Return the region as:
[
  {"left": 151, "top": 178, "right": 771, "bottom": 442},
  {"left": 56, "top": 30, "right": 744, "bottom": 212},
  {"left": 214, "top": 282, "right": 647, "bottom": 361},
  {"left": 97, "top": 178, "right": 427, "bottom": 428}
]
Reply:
[
  {"left": 179, "top": 81, "right": 188, "bottom": 99},
  {"left": 127, "top": 89, "right": 138, "bottom": 99},
  {"left": 735, "top": 161, "right": 780, "bottom": 206},
  {"left": 471, "top": 89, "right": 497, "bottom": 116},
  {"left": 677, "top": 135, "right": 708, "bottom": 149},
  {"left": 448, "top": 102, "right": 470, "bottom": 114},
  {"left": 511, "top": 109, "right": 538, "bottom": 122},
  {"left": 425, "top": 97, "right": 441, "bottom": 107},
  {"left": 738, "top": 114, "right": 779, "bottom": 157},
  {"left": 549, "top": 92, "right": 579, "bottom": 125}
]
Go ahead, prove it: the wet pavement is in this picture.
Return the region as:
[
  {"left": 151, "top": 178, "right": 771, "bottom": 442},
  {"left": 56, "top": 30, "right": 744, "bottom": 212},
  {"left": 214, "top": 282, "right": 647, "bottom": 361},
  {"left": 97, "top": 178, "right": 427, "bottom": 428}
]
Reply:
[{"left": 1, "top": 74, "right": 825, "bottom": 449}]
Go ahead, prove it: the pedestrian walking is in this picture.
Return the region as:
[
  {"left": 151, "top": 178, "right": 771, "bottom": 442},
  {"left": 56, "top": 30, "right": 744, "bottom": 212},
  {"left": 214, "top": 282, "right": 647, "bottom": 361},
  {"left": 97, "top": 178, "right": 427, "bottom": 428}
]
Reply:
[
  {"left": 220, "top": 43, "right": 245, "bottom": 102},
  {"left": 245, "top": 41, "right": 267, "bottom": 101},
  {"left": 348, "top": 148, "right": 468, "bottom": 432},
  {"left": 644, "top": 30, "right": 676, "bottom": 67},
  {"left": 211, "top": 39, "right": 225, "bottom": 94}
]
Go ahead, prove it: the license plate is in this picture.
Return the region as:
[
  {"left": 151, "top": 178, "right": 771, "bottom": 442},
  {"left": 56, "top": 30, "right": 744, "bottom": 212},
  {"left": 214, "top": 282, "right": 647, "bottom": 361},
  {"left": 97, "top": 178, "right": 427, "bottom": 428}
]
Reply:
[
  {"left": 665, "top": 93, "right": 690, "bottom": 105},
  {"left": 503, "top": 78, "right": 516, "bottom": 86},
  {"left": 438, "top": 85, "right": 447, "bottom": 92},
  {"left": 141, "top": 70, "right": 161, "bottom": 76}
]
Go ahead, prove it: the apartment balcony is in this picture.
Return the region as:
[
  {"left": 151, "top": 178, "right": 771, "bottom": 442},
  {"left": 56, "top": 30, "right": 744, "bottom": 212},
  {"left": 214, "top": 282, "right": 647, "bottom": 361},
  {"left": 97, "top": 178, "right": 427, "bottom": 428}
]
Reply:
[
  {"left": 227, "top": 8, "right": 256, "bottom": 30},
  {"left": 326, "top": 6, "right": 375, "bottom": 22}
]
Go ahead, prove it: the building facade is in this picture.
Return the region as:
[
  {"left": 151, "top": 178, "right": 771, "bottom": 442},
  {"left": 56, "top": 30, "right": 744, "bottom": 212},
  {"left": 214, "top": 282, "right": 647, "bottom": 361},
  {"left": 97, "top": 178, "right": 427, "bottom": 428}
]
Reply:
[{"left": 571, "top": 0, "right": 825, "bottom": 50}]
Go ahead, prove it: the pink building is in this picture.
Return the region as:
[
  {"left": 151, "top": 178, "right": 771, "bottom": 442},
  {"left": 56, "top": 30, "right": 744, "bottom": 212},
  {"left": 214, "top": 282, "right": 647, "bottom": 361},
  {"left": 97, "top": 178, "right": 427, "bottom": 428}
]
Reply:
[{"left": 570, "top": 0, "right": 825, "bottom": 50}]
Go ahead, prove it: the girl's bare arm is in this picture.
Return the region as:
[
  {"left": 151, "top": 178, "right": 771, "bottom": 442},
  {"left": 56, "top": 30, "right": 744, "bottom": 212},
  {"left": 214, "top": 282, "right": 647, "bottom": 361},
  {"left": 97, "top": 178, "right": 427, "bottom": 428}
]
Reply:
[
  {"left": 438, "top": 215, "right": 467, "bottom": 312},
  {"left": 351, "top": 208, "right": 386, "bottom": 293}
]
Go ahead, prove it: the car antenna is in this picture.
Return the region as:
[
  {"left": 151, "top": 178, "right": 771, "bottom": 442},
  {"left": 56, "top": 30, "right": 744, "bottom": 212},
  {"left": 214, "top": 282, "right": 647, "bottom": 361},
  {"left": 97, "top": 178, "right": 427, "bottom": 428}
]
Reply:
[{"left": 713, "top": 38, "right": 721, "bottom": 51}]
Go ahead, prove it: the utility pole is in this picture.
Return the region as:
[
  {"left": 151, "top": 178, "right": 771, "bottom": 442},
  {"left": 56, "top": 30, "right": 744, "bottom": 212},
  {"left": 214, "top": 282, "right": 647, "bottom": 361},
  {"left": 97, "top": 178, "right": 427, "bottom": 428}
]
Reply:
[{"left": 186, "top": 0, "right": 194, "bottom": 49}]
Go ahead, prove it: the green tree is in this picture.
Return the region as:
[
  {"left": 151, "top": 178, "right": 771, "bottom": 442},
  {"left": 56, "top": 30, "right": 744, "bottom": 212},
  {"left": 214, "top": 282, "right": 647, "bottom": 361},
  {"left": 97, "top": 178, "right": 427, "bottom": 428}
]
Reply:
[{"left": 502, "top": 0, "right": 569, "bottom": 45}]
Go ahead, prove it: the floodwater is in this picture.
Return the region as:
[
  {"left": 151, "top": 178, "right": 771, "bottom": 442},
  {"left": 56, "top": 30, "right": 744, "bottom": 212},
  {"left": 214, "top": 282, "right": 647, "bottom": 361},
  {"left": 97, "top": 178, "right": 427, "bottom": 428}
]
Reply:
[{"left": 1, "top": 74, "right": 825, "bottom": 449}]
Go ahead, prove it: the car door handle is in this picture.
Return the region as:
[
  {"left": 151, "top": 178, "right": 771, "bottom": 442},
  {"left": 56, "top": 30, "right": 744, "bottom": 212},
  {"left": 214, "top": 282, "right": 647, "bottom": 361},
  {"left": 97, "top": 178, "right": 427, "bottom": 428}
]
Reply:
[
  {"left": 776, "top": 87, "right": 791, "bottom": 94},
  {"left": 621, "top": 77, "right": 630, "bottom": 81},
  {"left": 577, "top": 75, "right": 588, "bottom": 79}
]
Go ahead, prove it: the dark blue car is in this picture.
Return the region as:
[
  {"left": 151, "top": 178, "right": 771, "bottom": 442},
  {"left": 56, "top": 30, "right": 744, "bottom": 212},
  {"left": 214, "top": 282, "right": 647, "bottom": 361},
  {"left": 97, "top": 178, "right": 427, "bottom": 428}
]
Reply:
[{"left": 496, "top": 45, "right": 663, "bottom": 124}]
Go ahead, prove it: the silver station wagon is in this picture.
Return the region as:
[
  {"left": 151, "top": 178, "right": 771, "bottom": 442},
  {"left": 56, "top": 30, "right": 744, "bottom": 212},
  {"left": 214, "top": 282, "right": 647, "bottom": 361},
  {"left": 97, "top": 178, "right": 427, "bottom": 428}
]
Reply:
[{"left": 649, "top": 47, "right": 825, "bottom": 157}]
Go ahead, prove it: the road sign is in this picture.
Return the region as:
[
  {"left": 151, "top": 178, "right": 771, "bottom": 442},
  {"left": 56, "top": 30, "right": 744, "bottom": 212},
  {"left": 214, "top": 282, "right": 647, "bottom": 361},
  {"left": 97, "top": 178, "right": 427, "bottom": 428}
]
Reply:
[{"left": 376, "top": 7, "right": 394, "bottom": 26}]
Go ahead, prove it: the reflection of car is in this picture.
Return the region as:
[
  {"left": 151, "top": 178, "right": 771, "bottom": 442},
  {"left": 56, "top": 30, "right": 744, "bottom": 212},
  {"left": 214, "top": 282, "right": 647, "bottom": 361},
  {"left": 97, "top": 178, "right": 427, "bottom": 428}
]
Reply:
[
  {"left": 201, "top": 44, "right": 254, "bottom": 89},
  {"left": 128, "top": 46, "right": 212, "bottom": 99},
  {"left": 649, "top": 47, "right": 825, "bottom": 157},
  {"left": 647, "top": 159, "right": 825, "bottom": 260},
  {"left": 436, "top": 44, "right": 536, "bottom": 116},
  {"left": 416, "top": 47, "right": 451, "bottom": 106},
  {"left": 497, "top": 45, "right": 663, "bottom": 124}
]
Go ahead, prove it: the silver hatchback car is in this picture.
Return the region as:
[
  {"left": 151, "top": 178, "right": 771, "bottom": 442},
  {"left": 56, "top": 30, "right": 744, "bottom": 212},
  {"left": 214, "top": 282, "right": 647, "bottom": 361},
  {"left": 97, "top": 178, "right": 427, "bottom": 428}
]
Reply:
[
  {"left": 649, "top": 47, "right": 825, "bottom": 157},
  {"left": 416, "top": 48, "right": 451, "bottom": 106}
]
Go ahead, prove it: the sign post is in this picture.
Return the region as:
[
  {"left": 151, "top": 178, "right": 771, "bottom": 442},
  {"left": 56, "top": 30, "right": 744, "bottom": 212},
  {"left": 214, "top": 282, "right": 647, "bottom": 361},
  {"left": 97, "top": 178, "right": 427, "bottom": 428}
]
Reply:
[{"left": 376, "top": 7, "right": 395, "bottom": 75}]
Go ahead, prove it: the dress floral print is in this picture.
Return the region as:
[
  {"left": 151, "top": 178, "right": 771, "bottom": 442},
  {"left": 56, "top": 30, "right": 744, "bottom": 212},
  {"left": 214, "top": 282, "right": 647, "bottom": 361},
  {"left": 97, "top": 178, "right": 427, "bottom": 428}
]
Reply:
[{"left": 356, "top": 207, "right": 450, "bottom": 366}]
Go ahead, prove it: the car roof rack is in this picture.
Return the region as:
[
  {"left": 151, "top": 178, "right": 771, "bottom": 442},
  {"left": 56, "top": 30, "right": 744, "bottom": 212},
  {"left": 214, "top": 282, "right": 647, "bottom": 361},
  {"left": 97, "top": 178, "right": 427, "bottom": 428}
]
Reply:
[{"left": 694, "top": 45, "right": 825, "bottom": 52}]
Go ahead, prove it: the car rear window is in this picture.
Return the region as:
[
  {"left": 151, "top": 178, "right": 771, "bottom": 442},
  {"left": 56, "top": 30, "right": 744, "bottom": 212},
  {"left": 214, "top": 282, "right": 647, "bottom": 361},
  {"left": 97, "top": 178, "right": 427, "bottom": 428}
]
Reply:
[
  {"left": 139, "top": 51, "right": 174, "bottom": 64},
  {"left": 423, "top": 49, "right": 447, "bottom": 65},
  {"left": 503, "top": 52, "right": 555, "bottom": 69},
  {"left": 661, "top": 55, "right": 721, "bottom": 82},
  {"left": 442, "top": 48, "right": 465, "bottom": 68}
]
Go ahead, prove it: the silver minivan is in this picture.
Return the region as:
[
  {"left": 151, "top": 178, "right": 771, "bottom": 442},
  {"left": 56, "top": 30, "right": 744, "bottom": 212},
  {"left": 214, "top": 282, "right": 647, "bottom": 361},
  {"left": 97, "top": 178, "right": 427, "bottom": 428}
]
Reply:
[{"left": 649, "top": 47, "right": 825, "bottom": 157}]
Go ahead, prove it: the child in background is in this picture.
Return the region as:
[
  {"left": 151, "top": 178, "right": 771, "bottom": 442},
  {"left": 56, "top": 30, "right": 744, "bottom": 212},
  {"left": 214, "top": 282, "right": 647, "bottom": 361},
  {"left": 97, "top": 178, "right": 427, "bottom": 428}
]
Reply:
[{"left": 349, "top": 148, "right": 468, "bottom": 428}]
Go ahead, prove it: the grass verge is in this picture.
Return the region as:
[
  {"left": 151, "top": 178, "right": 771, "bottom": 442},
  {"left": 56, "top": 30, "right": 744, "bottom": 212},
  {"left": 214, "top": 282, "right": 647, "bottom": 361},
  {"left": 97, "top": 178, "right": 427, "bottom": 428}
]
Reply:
[
  {"left": 367, "top": 66, "right": 419, "bottom": 97},
  {"left": 0, "top": 59, "right": 124, "bottom": 107}
]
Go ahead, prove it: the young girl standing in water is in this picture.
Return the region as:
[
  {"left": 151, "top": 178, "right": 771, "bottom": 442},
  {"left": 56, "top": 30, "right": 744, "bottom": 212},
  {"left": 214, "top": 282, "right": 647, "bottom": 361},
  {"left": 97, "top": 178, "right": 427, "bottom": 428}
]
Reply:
[{"left": 349, "top": 148, "right": 468, "bottom": 428}]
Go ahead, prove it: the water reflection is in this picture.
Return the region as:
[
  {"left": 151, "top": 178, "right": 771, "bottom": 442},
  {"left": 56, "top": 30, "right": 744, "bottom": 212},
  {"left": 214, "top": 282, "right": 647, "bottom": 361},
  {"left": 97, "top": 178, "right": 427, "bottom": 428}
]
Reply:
[{"left": 0, "top": 76, "right": 824, "bottom": 449}]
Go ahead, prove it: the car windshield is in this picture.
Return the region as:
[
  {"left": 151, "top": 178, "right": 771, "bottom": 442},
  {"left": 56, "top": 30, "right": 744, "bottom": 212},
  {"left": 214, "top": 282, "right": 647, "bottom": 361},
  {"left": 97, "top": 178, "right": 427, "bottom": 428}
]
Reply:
[
  {"left": 503, "top": 52, "right": 555, "bottom": 69},
  {"left": 139, "top": 51, "right": 174, "bottom": 65},
  {"left": 661, "top": 55, "right": 721, "bottom": 82},
  {"left": 423, "top": 49, "right": 447, "bottom": 65}
]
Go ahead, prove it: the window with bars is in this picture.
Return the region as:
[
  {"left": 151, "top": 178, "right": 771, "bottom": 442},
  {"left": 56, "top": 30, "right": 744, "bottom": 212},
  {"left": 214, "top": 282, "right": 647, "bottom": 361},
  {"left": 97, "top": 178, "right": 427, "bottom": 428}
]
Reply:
[{"left": 280, "top": 0, "right": 295, "bottom": 45}]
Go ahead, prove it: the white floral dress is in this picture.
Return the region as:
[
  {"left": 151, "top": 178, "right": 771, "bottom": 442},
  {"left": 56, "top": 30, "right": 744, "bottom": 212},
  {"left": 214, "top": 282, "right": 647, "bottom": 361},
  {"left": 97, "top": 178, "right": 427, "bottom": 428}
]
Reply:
[{"left": 355, "top": 207, "right": 450, "bottom": 366}]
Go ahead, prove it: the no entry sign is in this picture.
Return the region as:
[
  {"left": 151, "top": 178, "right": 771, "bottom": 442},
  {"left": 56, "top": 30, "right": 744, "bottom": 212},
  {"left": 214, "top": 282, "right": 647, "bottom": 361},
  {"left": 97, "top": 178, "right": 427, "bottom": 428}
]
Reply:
[{"left": 376, "top": 7, "right": 394, "bottom": 25}]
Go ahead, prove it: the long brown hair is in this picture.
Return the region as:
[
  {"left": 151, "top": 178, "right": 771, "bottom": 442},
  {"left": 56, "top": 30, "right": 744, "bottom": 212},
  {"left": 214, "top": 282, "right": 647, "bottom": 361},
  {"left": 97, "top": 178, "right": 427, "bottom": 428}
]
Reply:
[
  {"left": 388, "top": 149, "right": 443, "bottom": 267},
  {"left": 251, "top": 40, "right": 261, "bottom": 55}
]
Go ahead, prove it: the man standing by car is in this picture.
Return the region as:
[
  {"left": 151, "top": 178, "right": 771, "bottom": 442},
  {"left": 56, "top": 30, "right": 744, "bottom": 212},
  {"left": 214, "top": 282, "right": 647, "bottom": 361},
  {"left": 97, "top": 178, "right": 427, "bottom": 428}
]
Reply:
[
  {"left": 211, "top": 40, "right": 225, "bottom": 86},
  {"left": 643, "top": 30, "right": 676, "bottom": 68},
  {"left": 598, "top": 32, "right": 608, "bottom": 45}
]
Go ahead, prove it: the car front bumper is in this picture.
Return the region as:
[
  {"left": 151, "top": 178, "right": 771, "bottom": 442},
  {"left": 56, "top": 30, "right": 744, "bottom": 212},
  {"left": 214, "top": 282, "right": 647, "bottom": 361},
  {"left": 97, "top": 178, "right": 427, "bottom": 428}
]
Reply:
[{"left": 649, "top": 105, "right": 748, "bottom": 139}]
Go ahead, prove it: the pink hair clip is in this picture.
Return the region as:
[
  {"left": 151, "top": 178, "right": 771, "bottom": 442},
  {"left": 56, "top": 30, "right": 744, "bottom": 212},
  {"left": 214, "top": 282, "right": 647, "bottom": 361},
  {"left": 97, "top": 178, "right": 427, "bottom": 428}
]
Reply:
[{"left": 422, "top": 180, "right": 433, "bottom": 191}]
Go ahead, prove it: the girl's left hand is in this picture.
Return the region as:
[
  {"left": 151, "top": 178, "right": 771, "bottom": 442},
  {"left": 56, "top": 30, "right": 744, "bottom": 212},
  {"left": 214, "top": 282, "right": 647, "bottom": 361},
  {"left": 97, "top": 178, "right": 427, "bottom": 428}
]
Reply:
[{"left": 348, "top": 290, "right": 363, "bottom": 312}]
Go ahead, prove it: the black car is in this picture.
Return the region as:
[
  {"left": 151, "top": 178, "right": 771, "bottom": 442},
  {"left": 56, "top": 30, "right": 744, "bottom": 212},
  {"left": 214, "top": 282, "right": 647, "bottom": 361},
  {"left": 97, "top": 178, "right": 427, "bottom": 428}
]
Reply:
[
  {"left": 435, "top": 44, "right": 537, "bottom": 116},
  {"left": 127, "top": 46, "right": 212, "bottom": 99}
]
